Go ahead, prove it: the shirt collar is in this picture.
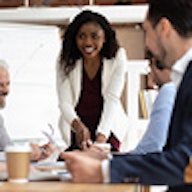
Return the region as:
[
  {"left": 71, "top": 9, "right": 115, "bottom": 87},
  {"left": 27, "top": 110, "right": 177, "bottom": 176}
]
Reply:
[{"left": 171, "top": 48, "right": 192, "bottom": 88}]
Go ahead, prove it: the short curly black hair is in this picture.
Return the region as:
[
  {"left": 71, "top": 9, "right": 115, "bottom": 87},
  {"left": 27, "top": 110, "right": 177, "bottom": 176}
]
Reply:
[{"left": 59, "top": 10, "right": 119, "bottom": 75}]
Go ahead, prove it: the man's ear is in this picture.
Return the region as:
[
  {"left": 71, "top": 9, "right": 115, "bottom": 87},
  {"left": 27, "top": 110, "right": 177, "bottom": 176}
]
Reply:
[{"left": 157, "top": 18, "right": 172, "bottom": 38}]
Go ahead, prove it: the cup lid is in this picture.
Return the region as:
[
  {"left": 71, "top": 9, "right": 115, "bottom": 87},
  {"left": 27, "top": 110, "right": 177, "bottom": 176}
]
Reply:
[{"left": 5, "top": 143, "right": 32, "bottom": 152}]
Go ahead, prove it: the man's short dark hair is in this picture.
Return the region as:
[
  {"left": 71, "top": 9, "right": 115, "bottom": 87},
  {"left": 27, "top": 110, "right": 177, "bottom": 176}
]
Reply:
[{"left": 147, "top": 0, "right": 192, "bottom": 37}]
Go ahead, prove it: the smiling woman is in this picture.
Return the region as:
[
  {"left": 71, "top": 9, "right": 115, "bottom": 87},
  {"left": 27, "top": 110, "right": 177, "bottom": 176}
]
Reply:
[
  {"left": 0, "top": 23, "right": 63, "bottom": 144},
  {"left": 57, "top": 10, "right": 129, "bottom": 152}
]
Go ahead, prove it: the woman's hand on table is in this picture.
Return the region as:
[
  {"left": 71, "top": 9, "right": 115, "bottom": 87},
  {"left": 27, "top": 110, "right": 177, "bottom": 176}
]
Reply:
[
  {"left": 96, "top": 133, "right": 107, "bottom": 143},
  {"left": 72, "top": 119, "right": 91, "bottom": 149}
]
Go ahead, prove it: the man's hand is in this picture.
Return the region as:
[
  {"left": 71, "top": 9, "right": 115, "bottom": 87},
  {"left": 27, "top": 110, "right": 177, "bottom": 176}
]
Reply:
[
  {"left": 30, "top": 143, "right": 55, "bottom": 161},
  {"left": 185, "top": 158, "right": 192, "bottom": 183},
  {"left": 0, "top": 162, "right": 6, "bottom": 171},
  {"left": 60, "top": 151, "right": 103, "bottom": 183}
]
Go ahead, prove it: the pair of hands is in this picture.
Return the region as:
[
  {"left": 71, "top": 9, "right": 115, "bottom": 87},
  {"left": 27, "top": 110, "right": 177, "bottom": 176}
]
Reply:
[
  {"left": 61, "top": 135, "right": 111, "bottom": 182},
  {"left": 30, "top": 143, "right": 55, "bottom": 162},
  {"left": 72, "top": 119, "right": 107, "bottom": 149},
  {"left": 61, "top": 119, "right": 109, "bottom": 183}
]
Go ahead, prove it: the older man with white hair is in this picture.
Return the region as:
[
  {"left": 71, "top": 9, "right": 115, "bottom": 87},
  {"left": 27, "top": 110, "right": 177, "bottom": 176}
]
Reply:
[
  {"left": 0, "top": 59, "right": 55, "bottom": 161},
  {"left": 0, "top": 60, "right": 12, "bottom": 150}
]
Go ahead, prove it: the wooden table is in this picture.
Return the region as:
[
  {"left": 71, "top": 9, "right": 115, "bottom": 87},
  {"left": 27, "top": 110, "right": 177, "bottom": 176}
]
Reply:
[{"left": 0, "top": 182, "right": 145, "bottom": 192}]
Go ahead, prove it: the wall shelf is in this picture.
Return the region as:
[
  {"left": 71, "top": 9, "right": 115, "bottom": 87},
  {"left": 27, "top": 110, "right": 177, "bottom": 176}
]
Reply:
[{"left": 0, "top": 5, "right": 148, "bottom": 25}]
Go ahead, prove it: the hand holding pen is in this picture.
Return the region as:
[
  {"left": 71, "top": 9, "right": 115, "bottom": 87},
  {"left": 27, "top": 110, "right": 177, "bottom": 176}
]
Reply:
[
  {"left": 41, "top": 124, "right": 61, "bottom": 151},
  {"left": 30, "top": 143, "right": 54, "bottom": 161}
]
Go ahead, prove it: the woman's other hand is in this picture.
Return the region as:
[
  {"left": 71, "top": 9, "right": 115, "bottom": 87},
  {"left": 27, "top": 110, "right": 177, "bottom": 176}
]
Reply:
[{"left": 72, "top": 119, "right": 91, "bottom": 148}]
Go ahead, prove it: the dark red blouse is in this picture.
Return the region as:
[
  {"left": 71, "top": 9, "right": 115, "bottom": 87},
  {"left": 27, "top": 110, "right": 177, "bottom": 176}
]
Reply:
[
  {"left": 75, "top": 64, "right": 103, "bottom": 141},
  {"left": 71, "top": 64, "right": 120, "bottom": 151}
]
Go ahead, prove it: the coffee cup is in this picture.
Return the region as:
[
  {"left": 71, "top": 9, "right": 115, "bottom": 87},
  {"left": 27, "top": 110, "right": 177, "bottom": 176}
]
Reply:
[
  {"left": 93, "top": 142, "right": 111, "bottom": 154},
  {"left": 5, "top": 144, "right": 31, "bottom": 183}
]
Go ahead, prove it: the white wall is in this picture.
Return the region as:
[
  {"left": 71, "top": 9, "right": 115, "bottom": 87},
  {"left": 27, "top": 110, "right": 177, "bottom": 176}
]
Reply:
[{"left": 0, "top": 23, "right": 62, "bottom": 143}]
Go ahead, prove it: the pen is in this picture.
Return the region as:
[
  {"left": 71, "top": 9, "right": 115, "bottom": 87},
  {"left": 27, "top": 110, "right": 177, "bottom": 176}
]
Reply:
[
  {"left": 41, "top": 131, "right": 60, "bottom": 152},
  {"left": 41, "top": 124, "right": 60, "bottom": 150}
]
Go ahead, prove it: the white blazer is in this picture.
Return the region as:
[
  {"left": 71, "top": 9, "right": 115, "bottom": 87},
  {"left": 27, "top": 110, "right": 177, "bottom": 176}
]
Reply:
[{"left": 56, "top": 48, "right": 129, "bottom": 149}]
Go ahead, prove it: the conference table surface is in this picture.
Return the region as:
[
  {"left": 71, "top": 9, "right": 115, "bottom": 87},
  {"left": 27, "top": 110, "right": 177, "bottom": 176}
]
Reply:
[{"left": 0, "top": 182, "right": 144, "bottom": 192}]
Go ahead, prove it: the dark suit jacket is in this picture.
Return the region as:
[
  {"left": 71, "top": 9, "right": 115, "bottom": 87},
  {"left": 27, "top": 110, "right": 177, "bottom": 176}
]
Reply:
[{"left": 110, "top": 61, "right": 192, "bottom": 191}]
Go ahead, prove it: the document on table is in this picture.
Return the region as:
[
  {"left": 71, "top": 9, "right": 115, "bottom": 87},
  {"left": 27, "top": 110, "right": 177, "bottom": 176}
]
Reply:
[{"left": 31, "top": 161, "right": 72, "bottom": 181}]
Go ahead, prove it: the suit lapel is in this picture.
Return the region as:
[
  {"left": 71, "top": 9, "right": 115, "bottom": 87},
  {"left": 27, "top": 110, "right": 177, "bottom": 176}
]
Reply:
[
  {"left": 70, "top": 59, "right": 82, "bottom": 104},
  {"left": 102, "top": 58, "right": 113, "bottom": 96},
  {"left": 165, "top": 61, "right": 192, "bottom": 149}
]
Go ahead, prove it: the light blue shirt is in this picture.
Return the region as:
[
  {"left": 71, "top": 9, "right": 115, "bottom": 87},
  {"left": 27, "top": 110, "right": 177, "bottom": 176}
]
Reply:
[
  {"left": 102, "top": 82, "right": 177, "bottom": 183},
  {"left": 132, "top": 82, "right": 176, "bottom": 154}
]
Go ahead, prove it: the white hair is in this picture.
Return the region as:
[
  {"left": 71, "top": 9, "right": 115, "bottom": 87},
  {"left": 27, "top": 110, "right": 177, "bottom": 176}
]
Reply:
[{"left": 0, "top": 59, "right": 9, "bottom": 70}]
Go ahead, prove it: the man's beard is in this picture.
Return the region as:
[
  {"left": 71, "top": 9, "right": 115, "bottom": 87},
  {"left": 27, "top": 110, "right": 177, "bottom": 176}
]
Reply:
[
  {"left": 0, "top": 101, "right": 6, "bottom": 109},
  {"left": 145, "top": 49, "right": 171, "bottom": 70},
  {"left": 0, "top": 94, "right": 7, "bottom": 109}
]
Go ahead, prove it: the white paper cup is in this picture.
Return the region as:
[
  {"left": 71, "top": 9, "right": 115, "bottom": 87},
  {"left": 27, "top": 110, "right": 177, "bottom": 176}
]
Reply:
[
  {"left": 93, "top": 142, "right": 111, "bottom": 154},
  {"left": 5, "top": 144, "right": 31, "bottom": 183}
]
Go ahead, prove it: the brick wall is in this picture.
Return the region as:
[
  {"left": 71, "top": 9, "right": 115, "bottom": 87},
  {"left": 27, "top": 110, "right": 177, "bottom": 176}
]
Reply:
[{"left": 0, "top": 0, "right": 146, "bottom": 7}]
